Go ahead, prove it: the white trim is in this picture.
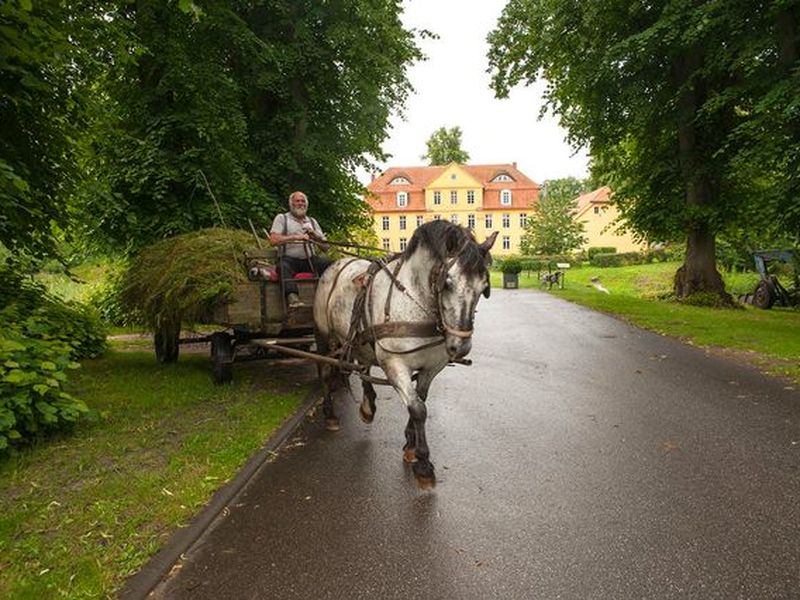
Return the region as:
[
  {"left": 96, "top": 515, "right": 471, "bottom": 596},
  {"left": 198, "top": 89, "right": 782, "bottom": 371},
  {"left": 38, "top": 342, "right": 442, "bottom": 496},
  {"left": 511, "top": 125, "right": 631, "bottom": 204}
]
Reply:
[
  {"left": 500, "top": 189, "right": 512, "bottom": 205},
  {"left": 396, "top": 191, "right": 408, "bottom": 207}
]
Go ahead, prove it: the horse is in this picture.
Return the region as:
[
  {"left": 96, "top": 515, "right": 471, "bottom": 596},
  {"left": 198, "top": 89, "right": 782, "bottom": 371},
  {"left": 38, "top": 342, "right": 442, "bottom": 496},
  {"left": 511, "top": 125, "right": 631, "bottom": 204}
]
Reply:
[{"left": 313, "top": 220, "right": 498, "bottom": 488}]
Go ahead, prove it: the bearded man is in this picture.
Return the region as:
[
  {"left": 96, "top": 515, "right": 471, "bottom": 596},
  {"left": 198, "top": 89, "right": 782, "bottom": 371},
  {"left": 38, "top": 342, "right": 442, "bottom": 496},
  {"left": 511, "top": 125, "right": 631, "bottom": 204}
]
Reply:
[{"left": 269, "top": 191, "right": 332, "bottom": 308}]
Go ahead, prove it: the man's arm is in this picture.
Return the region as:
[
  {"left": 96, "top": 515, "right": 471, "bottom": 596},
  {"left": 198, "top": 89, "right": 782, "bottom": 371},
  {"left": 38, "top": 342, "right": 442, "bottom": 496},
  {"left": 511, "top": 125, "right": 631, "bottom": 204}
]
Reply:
[{"left": 270, "top": 230, "right": 309, "bottom": 246}]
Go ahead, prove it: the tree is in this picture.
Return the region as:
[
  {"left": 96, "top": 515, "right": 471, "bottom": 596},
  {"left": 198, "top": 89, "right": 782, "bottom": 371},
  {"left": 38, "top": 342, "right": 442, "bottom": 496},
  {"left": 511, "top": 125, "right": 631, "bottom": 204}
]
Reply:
[
  {"left": 421, "top": 126, "right": 470, "bottom": 165},
  {"left": 520, "top": 178, "right": 586, "bottom": 255},
  {"left": 76, "top": 0, "right": 424, "bottom": 253},
  {"left": 488, "top": 0, "right": 799, "bottom": 303}
]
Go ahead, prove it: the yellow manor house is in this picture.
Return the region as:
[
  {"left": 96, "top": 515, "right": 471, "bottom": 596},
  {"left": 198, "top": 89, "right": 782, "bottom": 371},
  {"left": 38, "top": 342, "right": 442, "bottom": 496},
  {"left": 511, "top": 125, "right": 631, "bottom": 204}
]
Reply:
[{"left": 364, "top": 162, "right": 540, "bottom": 256}]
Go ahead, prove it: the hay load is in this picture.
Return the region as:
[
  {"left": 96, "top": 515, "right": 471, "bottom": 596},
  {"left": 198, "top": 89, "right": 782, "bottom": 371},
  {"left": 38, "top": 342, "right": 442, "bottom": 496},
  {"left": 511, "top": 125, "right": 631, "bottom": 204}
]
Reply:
[{"left": 121, "top": 228, "right": 258, "bottom": 331}]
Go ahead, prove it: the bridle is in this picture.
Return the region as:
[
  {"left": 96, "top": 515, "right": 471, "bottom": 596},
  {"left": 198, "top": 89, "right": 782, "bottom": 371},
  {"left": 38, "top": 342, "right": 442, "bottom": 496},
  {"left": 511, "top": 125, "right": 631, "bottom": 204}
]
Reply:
[{"left": 429, "top": 243, "right": 476, "bottom": 339}]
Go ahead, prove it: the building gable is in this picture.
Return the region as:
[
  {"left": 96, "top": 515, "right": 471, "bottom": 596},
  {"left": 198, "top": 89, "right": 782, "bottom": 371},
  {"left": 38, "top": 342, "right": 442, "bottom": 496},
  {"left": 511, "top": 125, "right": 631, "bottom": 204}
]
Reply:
[{"left": 427, "top": 163, "right": 481, "bottom": 189}]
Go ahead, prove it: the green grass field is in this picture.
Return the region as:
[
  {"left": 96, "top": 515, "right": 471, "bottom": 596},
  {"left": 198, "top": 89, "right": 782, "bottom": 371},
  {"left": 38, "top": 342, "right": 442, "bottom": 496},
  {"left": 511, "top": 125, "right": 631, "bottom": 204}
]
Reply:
[
  {"left": 0, "top": 352, "right": 307, "bottom": 599},
  {"left": 492, "top": 261, "right": 800, "bottom": 383}
]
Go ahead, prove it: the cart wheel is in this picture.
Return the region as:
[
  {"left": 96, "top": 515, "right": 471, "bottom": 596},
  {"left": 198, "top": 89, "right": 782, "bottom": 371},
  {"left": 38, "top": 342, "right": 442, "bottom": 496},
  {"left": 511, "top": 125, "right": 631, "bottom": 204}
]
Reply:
[
  {"left": 753, "top": 280, "right": 775, "bottom": 310},
  {"left": 210, "top": 332, "right": 234, "bottom": 384},
  {"left": 154, "top": 322, "right": 180, "bottom": 363}
]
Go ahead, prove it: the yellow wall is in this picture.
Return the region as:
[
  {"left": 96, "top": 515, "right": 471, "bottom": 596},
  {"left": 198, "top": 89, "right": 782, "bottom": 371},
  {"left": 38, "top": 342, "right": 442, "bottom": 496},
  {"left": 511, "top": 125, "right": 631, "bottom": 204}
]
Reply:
[
  {"left": 578, "top": 204, "right": 646, "bottom": 253},
  {"left": 371, "top": 210, "right": 530, "bottom": 255}
]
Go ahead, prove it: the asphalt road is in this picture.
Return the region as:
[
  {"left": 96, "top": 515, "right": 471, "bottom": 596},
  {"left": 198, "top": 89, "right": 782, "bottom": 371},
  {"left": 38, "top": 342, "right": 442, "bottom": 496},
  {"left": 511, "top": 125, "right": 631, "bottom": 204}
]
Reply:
[{"left": 151, "top": 288, "right": 800, "bottom": 599}]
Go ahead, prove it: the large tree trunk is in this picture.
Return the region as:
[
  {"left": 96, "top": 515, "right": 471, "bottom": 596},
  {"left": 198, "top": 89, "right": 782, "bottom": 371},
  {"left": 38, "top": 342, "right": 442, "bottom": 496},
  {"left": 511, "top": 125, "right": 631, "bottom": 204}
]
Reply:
[{"left": 671, "top": 46, "right": 732, "bottom": 304}]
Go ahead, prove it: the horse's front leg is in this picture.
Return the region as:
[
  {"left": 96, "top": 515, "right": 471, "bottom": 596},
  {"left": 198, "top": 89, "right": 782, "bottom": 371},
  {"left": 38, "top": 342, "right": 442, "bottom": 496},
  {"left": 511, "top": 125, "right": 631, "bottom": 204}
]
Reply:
[
  {"left": 385, "top": 361, "right": 435, "bottom": 489},
  {"left": 359, "top": 379, "right": 377, "bottom": 424},
  {"left": 402, "top": 367, "right": 439, "bottom": 464}
]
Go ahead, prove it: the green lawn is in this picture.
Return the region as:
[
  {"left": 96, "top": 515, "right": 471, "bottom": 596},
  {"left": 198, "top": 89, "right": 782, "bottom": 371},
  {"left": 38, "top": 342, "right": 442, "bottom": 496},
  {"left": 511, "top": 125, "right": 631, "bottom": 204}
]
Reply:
[
  {"left": 0, "top": 351, "right": 307, "bottom": 599},
  {"left": 492, "top": 261, "right": 800, "bottom": 384}
]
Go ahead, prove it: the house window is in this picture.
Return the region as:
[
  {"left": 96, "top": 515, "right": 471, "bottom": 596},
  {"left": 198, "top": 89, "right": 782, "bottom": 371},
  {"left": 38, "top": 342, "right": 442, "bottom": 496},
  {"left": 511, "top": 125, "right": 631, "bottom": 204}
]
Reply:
[
  {"left": 433, "top": 191, "right": 441, "bottom": 205},
  {"left": 399, "top": 237, "right": 407, "bottom": 251},
  {"left": 493, "top": 173, "right": 513, "bottom": 183},
  {"left": 381, "top": 216, "right": 390, "bottom": 231},
  {"left": 502, "top": 214, "right": 510, "bottom": 228},
  {"left": 382, "top": 238, "right": 390, "bottom": 251},
  {"left": 396, "top": 192, "right": 408, "bottom": 207},
  {"left": 390, "top": 176, "right": 410, "bottom": 185},
  {"left": 467, "top": 190, "right": 475, "bottom": 204},
  {"left": 450, "top": 214, "right": 458, "bottom": 225},
  {"left": 450, "top": 190, "right": 458, "bottom": 204},
  {"left": 433, "top": 214, "right": 441, "bottom": 220},
  {"left": 485, "top": 214, "right": 493, "bottom": 228},
  {"left": 399, "top": 216, "right": 406, "bottom": 230},
  {"left": 467, "top": 214, "right": 475, "bottom": 229},
  {"left": 594, "top": 206, "right": 600, "bottom": 214},
  {"left": 500, "top": 189, "right": 512, "bottom": 205},
  {"left": 416, "top": 215, "right": 424, "bottom": 227},
  {"left": 520, "top": 213, "right": 527, "bottom": 227},
  {"left": 502, "top": 236, "right": 511, "bottom": 250}
]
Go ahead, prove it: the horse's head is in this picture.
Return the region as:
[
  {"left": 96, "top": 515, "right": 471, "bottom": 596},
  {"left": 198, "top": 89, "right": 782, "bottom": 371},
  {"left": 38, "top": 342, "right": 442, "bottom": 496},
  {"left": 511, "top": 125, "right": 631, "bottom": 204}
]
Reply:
[{"left": 432, "top": 230, "right": 498, "bottom": 360}]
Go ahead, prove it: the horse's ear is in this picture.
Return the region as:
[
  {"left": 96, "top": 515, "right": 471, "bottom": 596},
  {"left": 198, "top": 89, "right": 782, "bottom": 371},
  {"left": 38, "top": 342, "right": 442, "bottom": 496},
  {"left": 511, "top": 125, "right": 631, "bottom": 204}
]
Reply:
[{"left": 480, "top": 231, "right": 498, "bottom": 253}]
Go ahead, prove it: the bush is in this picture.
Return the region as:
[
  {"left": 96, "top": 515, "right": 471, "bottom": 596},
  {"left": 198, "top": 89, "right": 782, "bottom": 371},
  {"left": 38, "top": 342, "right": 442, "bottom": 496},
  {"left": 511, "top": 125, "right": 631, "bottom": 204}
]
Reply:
[
  {"left": 590, "top": 251, "right": 646, "bottom": 267},
  {"left": 588, "top": 246, "right": 616, "bottom": 259},
  {"left": 497, "top": 256, "right": 523, "bottom": 274},
  {"left": 0, "top": 266, "right": 105, "bottom": 451},
  {"left": 88, "top": 268, "right": 142, "bottom": 328}
]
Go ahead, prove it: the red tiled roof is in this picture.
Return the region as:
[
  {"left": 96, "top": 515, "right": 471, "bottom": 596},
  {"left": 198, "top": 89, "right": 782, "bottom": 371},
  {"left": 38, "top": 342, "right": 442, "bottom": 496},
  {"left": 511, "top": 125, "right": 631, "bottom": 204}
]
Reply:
[
  {"left": 365, "top": 163, "right": 541, "bottom": 212},
  {"left": 574, "top": 186, "right": 611, "bottom": 216}
]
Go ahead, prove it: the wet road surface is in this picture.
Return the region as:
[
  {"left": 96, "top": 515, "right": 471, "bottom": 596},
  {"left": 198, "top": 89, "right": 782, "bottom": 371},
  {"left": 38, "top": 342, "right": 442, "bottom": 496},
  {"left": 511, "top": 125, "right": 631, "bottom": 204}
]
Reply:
[{"left": 152, "top": 289, "right": 800, "bottom": 599}]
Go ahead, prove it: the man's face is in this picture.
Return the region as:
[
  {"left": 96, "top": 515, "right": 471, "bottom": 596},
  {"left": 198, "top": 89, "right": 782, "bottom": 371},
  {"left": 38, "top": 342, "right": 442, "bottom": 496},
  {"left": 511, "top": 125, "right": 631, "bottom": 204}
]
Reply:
[{"left": 289, "top": 194, "right": 308, "bottom": 218}]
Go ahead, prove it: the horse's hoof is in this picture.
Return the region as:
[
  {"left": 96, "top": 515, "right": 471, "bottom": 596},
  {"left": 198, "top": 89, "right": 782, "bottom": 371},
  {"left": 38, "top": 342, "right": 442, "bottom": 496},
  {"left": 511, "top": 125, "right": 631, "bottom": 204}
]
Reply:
[
  {"left": 415, "top": 475, "right": 436, "bottom": 490},
  {"left": 359, "top": 406, "right": 374, "bottom": 424},
  {"left": 325, "top": 417, "right": 340, "bottom": 432},
  {"left": 403, "top": 448, "right": 417, "bottom": 463}
]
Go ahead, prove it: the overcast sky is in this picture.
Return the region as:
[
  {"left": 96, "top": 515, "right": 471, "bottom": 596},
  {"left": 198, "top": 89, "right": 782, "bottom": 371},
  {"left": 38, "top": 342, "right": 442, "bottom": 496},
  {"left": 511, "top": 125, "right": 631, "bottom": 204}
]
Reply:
[{"left": 364, "top": 0, "right": 590, "bottom": 186}]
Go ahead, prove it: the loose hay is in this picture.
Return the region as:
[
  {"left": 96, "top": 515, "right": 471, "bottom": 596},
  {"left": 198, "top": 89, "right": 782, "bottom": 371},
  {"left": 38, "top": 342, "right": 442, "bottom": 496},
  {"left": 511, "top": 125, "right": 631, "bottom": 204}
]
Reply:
[{"left": 121, "top": 228, "right": 258, "bottom": 329}]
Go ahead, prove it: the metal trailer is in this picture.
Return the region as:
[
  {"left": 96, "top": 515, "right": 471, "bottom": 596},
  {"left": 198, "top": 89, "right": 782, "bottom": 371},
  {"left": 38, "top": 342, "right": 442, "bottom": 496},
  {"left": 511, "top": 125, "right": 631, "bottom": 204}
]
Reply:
[{"left": 739, "top": 250, "right": 799, "bottom": 310}]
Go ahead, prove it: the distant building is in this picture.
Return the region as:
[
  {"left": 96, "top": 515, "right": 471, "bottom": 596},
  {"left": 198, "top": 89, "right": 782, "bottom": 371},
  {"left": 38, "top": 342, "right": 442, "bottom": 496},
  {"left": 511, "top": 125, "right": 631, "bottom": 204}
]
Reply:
[
  {"left": 574, "top": 186, "right": 646, "bottom": 253},
  {"left": 365, "top": 162, "right": 540, "bottom": 256}
]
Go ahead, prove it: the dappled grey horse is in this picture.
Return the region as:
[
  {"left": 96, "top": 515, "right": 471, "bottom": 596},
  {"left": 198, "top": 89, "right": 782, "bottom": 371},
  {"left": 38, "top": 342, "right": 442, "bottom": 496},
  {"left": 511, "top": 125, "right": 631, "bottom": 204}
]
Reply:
[{"left": 313, "top": 220, "right": 497, "bottom": 488}]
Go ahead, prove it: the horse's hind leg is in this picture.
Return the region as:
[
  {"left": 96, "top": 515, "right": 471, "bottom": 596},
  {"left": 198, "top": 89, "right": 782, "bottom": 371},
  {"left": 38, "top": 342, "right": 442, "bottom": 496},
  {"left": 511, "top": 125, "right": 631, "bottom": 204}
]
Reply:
[
  {"left": 316, "top": 336, "right": 340, "bottom": 432},
  {"left": 359, "top": 380, "right": 377, "bottom": 424}
]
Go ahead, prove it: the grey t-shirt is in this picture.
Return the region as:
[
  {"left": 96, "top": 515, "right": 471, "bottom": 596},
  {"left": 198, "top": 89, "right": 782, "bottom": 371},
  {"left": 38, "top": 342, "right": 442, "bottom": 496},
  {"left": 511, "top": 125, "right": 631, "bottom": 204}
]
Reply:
[{"left": 270, "top": 212, "right": 325, "bottom": 259}]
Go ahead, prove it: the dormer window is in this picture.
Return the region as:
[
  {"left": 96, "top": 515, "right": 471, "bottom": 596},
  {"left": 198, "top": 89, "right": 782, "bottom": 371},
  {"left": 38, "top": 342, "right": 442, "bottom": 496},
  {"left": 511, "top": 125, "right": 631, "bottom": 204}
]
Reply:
[
  {"left": 396, "top": 191, "right": 408, "bottom": 207},
  {"left": 492, "top": 173, "right": 514, "bottom": 183},
  {"left": 500, "top": 189, "right": 512, "bottom": 205},
  {"left": 390, "top": 176, "right": 410, "bottom": 185}
]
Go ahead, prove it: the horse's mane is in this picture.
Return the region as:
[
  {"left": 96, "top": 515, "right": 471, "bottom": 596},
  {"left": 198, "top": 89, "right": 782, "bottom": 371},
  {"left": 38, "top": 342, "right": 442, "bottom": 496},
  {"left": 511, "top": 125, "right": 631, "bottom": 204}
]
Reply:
[{"left": 404, "top": 220, "right": 487, "bottom": 277}]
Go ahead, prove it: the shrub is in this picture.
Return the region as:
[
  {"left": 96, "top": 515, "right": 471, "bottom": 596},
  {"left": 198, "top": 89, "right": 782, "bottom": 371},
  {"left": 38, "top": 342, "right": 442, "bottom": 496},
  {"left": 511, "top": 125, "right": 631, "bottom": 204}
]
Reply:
[
  {"left": 588, "top": 246, "right": 616, "bottom": 259},
  {"left": 497, "top": 256, "right": 523, "bottom": 274},
  {"left": 88, "top": 269, "right": 142, "bottom": 328},
  {"left": 590, "top": 251, "right": 645, "bottom": 267}
]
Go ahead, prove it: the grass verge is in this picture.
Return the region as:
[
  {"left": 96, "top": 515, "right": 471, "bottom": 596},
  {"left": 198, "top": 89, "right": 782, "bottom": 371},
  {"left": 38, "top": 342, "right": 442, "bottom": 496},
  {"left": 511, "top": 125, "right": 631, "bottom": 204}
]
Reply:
[
  {"left": 492, "top": 262, "right": 800, "bottom": 384},
  {"left": 0, "top": 351, "right": 308, "bottom": 599}
]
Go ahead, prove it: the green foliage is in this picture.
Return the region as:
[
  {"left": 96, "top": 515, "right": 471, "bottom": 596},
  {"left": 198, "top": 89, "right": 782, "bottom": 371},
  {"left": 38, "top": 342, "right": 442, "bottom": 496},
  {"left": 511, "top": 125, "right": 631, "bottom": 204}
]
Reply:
[
  {"left": 588, "top": 247, "right": 617, "bottom": 259},
  {"left": 120, "top": 228, "right": 255, "bottom": 330},
  {"left": 488, "top": 0, "right": 800, "bottom": 297},
  {"left": 421, "top": 126, "right": 470, "bottom": 165},
  {"left": 590, "top": 251, "right": 645, "bottom": 268},
  {"left": 497, "top": 255, "right": 523, "bottom": 274},
  {"left": 520, "top": 182, "right": 586, "bottom": 255}
]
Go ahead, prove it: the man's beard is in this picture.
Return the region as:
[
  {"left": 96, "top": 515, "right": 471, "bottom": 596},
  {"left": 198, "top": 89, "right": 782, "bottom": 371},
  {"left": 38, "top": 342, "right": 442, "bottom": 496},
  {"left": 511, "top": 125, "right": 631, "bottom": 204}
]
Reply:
[{"left": 289, "top": 205, "right": 307, "bottom": 218}]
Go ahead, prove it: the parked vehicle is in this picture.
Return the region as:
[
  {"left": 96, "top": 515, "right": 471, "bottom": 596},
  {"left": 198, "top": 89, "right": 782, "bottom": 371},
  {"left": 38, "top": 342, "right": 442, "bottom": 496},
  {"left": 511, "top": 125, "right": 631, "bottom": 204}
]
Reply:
[{"left": 739, "top": 250, "right": 799, "bottom": 309}]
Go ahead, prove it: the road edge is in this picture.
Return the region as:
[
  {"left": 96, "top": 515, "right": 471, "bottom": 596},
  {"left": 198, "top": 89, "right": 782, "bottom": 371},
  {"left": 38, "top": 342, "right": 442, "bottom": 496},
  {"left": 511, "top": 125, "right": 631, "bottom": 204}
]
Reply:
[{"left": 118, "top": 385, "right": 320, "bottom": 600}]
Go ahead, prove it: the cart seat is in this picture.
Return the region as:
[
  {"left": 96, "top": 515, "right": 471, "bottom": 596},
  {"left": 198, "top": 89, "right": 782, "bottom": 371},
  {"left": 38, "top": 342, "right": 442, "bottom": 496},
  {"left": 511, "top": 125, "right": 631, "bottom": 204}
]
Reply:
[{"left": 293, "top": 272, "right": 316, "bottom": 280}]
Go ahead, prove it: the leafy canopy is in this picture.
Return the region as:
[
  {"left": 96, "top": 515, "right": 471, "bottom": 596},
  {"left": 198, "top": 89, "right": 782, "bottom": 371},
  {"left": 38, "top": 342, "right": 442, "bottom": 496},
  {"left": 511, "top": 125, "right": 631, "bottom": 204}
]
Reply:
[
  {"left": 521, "top": 178, "right": 586, "bottom": 255},
  {"left": 421, "top": 126, "right": 470, "bottom": 165}
]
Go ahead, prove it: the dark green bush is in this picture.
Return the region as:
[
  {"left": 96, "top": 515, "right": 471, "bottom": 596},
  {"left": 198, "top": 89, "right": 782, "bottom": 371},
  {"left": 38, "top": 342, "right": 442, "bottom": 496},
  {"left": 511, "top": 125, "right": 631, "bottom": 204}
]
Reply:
[
  {"left": 497, "top": 256, "right": 523, "bottom": 274},
  {"left": 0, "top": 266, "right": 105, "bottom": 451},
  {"left": 590, "top": 251, "right": 645, "bottom": 267},
  {"left": 588, "top": 246, "right": 616, "bottom": 259}
]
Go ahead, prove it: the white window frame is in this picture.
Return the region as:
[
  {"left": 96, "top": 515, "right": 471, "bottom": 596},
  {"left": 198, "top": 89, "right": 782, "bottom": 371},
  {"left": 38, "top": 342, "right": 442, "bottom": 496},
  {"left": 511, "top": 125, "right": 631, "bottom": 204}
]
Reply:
[
  {"left": 484, "top": 213, "right": 493, "bottom": 228},
  {"left": 399, "top": 215, "right": 406, "bottom": 230},
  {"left": 520, "top": 213, "right": 527, "bottom": 227},
  {"left": 433, "top": 214, "right": 441, "bottom": 220},
  {"left": 381, "top": 216, "right": 390, "bottom": 231},
  {"left": 500, "top": 189, "right": 512, "bottom": 205},
  {"left": 450, "top": 190, "right": 458, "bottom": 204},
  {"left": 390, "top": 176, "right": 410, "bottom": 185},
  {"left": 467, "top": 190, "right": 475, "bottom": 204},
  {"left": 467, "top": 214, "right": 475, "bottom": 229},
  {"left": 502, "top": 213, "right": 510, "bottom": 228},
  {"left": 502, "top": 236, "right": 511, "bottom": 250},
  {"left": 399, "top": 237, "right": 408, "bottom": 251},
  {"left": 396, "top": 191, "right": 408, "bottom": 207},
  {"left": 382, "top": 238, "right": 390, "bottom": 251},
  {"left": 493, "top": 174, "right": 513, "bottom": 183},
  {"left": 450, "top": 214, "right": 458, "bottom": 225},
  {"left": 416, "top": 215, "right": 424, "bottom": 227},
  {"left": 433, "top": 191, "right": 441, "bottom": 205}
]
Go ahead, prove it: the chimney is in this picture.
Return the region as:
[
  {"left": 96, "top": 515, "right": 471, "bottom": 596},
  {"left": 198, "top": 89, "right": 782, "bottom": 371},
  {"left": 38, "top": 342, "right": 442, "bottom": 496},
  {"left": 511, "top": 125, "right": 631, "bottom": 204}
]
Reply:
[
  {"left": 512, "top": 161, "right": 517, "bottom": 170},
  {"left": 370, "top": 171, "right": 376, "bottom": 182}
]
